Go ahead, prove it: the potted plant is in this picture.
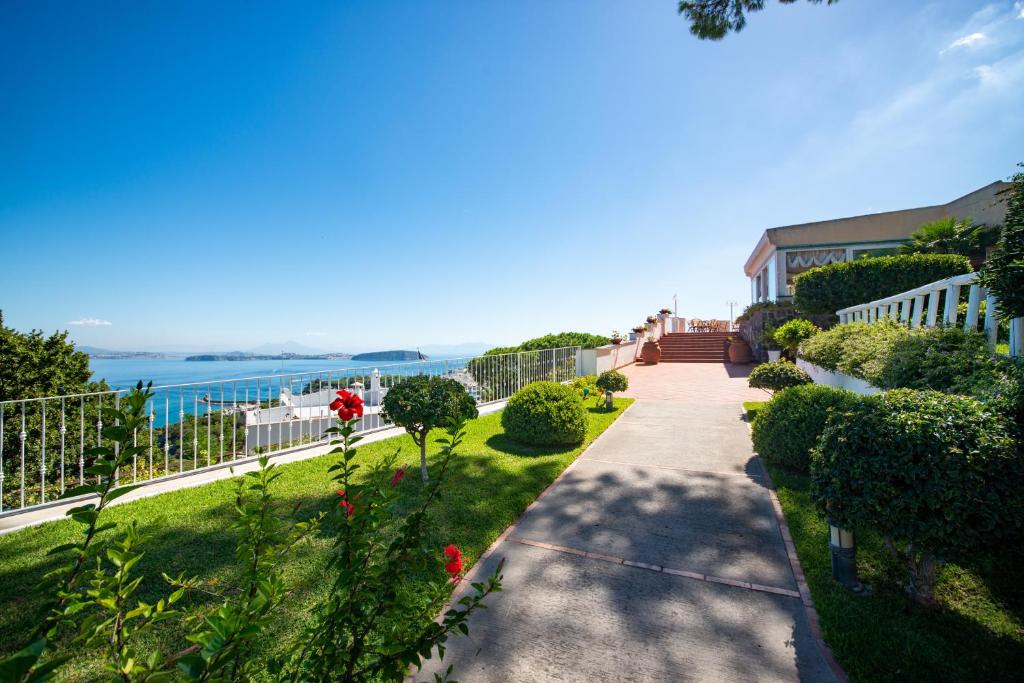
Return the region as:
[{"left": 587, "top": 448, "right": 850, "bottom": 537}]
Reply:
[
  {"left": 646, "top": 315, "right": 657, "bottom": 324},
  {"left": 727, "top": 335, "right": 753, "bottom": 363},
  {"left": 640, "top": 335, "right": 661, "bottom": 365},
  {"left": 658, "top": 308, "right": 673, "bottom": 317},
  {"left": 610, "top": 330, "right": 623, "bottom": 345},
  {"left": 760, "top": 322, "right": 782, "bottom": 361},
  {"left": 629, "top": 325, "right": 645, "bottom": 342}
]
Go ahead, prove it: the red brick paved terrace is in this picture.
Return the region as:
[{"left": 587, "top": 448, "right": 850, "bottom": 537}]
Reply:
[{"left": 621, "top": 360, "right": 768, "bottom": 403}]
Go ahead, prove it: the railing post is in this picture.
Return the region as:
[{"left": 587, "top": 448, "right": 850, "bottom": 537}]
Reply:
[
  {"left": 899, "top": 299, "right": 911, "bottom": 324},
  {"left": 984, "top": 291, "right": 999, "bottom": 349},
  {"left": 965, "top": 284, "right": 982, "bottom": 331},
  {"left": 925, "top": 289, "right": 940, "bottom": 328},
  {"left": 910, "top": 295, "right": 925, "bottom": 328},
  {"left": 944, "top": 284, "right": 961, "bottom": 325},
  {"left": 1011, "top": 318, "right": 1023, "bottom": 358}
]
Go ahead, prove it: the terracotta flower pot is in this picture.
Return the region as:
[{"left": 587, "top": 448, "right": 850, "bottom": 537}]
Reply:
[
  {"left": 727, "top": 338, "right": 752, "bottom": 364},
  {"left": 640, "top": 340, "right": 661, "bottom": 365}
]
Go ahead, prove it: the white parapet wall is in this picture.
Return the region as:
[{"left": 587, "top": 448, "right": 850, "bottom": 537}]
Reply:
[
  {"left": 796, "top": 358, "right": 880, "bottom": 396},
  {"left": 579, "top": 341, "right": 638, "bottom": 376}
]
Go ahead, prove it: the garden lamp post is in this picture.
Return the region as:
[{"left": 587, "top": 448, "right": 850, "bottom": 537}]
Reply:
[{"left": 828, "top": 520, "right": 867, "bottom": 593}]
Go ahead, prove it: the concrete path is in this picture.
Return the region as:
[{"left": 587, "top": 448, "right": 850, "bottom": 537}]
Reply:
[{"left": 420, "top": 364, "right": 839, "bottom": 682}]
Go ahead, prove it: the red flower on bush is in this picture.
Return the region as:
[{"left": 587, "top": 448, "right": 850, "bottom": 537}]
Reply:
[
  {"left": 330, "top": 390, "right": 365, "bottom": 421},
  {"left": 443, "top": 544, "right": 463, "bottom": 583},
  {"left": 390, "top": 468, "right": 405, "bottom": 487},
  {"left": 336, "top": 490, "right": 354, "bottom": 517}
]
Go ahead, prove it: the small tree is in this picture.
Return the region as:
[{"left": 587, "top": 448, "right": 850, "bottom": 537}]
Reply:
[
  {"left": 381, "top": 376, "right": 478, "bottom": 482},
  {"left": 980, "top": 165, "right": 1024, "bottom": 319},
  {"left": 595, "top": 371, "right": 628, "bottom": 410}
]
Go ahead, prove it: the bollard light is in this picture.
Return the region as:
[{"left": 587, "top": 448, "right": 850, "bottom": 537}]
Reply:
[
  {"left": 829, "top": 521, "right": 867, "bottom": 594},
  {"left": 604, "top": 391, "right": 613, "bottom": 411}
]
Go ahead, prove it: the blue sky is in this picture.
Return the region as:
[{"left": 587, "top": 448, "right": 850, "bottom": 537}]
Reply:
[{"left": 1, "top": 1, "right": 1022, "bottom": 352}]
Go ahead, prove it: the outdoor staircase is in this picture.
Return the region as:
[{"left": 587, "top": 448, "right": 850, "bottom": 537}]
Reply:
[{"left": 657, "top": 332, "right": 731, "bottom": 363}]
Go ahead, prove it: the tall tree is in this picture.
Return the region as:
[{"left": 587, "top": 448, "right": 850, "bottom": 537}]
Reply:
[
  {"left": 0, "top": 310, "right": 97, "bottom": 401},
  {"left": 678, "top": 0, "right": 838, "bottom": 40}
]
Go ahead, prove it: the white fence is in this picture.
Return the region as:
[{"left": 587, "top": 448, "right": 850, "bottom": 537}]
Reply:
[
  {"left": 0, "top": 346, "right": 580, "bottom": 517},
  {"left": 835, "top": 272, "right": 1023, "bottom": 357}
]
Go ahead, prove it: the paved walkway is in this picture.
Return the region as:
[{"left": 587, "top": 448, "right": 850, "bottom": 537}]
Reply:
[{"left": 420, "top": 363, "right": 840, "bottom": 682}]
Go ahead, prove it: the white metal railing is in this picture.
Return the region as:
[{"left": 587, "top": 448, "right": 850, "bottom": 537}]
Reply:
[
  {"left": 0, "top": 346, "right": 580, "bottom": 516},
  {"left": 835, "top": 272, "right": 1023, "bottom": 357}
]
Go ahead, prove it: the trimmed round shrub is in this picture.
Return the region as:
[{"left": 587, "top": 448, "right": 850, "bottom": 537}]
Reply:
[
  {"left": 811, "top": 389, "right": 1022, "bottom": 603},
  {"left": 748, "top": 360, "right": 812, "bottom": 391},
  {"left": 772, "top": 318, "right": 820, "bottom": 355},
  {"left": 595, "top": 370, "right": 628, "bottom": 394},
  {"left": 751, "top": 385, "right": 859, "bottom": 472},
  {"left": 502, "top": 381, "right": 587, "bottom": 446},
  {"left": 793, "top": 253, "right": 971, "bottom": 315}
]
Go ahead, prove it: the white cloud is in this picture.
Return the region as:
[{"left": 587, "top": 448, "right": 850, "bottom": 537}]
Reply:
[
  {"left": 1016, "top": 2, "right": 1024, "bottom": 19},
  {"left": 942, "top": 31, "right": 986, "bottom": 53},
  {"left": 304, "top": 331, "right": 327, "bottom": 336},
  {"left": 68, "top": 318, "right": 112, "bottom": 326}
]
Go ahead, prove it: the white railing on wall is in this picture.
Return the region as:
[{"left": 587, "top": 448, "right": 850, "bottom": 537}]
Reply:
[
  {"left": 835, "top": 272, "right": 1023, "bottom": 357},
  {"left": 0, "top": 347, "right": 580, "bottom": 517}
]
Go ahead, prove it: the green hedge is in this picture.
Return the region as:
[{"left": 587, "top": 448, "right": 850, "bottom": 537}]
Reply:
[
  {"left": 812, "top": 389, "right": 1022, "bottom": 602},
  {"left": 501, "top": 381, "right": 587, "bottom": 446},
  {"left": 484, "top": 332, "right": 610, "bottom": 355},
  {"left": 748, "top": 360, "right": 812, "bottom": 391},
  {"left": 793, "top": 253, "right": 971, "bottom": 315},
  {"left": 751, "top": 385, "right": 858, "bottom": 472}
]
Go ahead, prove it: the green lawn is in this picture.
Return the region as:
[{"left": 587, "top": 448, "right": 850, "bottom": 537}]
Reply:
[
  {"left": 0, "top": 399, "right": 632, "bottom": 679},
  {"left": 741, "top": 404, "right": 1024, "bottom": 681}
]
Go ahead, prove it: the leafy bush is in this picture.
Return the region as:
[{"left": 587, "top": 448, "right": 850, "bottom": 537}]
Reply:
[
  {"left": 793, "top": 253, "right": 971, "bottom": 315},
  {"left": 382, "top": 375, "right": 479, "bottom": 481},
  {"left": 773, "top": 318, "right": 820, "bottom": 355},
  {"left": 980, "top": 166, "right": 1024, "bottom": 319},
  {"left": 748, "top": 360, "right": 812, "bottom": 391},
  {"left": 874, "top": 326, "right": 1003, "bottom": 394},
  {"left": 834, "top": 319, "right": 909, "bottom": 385},
  {"left": 751, "top": 385, "right": 858, "bottom": 472},
  {"left": 811, "top": 389, "right": 1022, "bottom": 603},
  {"left": 798, "top": 321, "right": 870, "bottom": 371},
  {"left": 595, "top": 370, "right": 628, "bottom": 394},
  {"left": 501, "top": 381, "right": 587, "bottom": 446}
]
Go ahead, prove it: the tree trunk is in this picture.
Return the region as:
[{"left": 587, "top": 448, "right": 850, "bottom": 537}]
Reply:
[{"left": 419, "top": 434, "right": 429, "bottom": 483}]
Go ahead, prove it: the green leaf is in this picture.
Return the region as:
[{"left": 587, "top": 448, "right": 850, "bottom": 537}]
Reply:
[{"left": 0, "top": 638, "right": 47, "bottom": 681}]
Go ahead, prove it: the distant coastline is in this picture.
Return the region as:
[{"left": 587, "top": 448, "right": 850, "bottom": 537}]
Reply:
[
  {"left": 185, "top": 352, "right": 353, "bottom": 362},
  {"left": 350, "top": 350, "right": 426, "bottom": 361}
]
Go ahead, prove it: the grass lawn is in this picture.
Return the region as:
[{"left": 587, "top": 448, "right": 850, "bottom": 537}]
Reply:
[
  {"left": 0, "top": 398, "right": 632, "bottom": 679},
  {"left": 742, "top": 403, "right": 1024, "bottom": 682}
]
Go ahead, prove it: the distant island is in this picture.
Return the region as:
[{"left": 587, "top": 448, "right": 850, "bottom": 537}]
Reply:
[
  {"left": 350, "top": 350, "right": 426, "bottom": 361},
  {"left": 185, "top": 352, "right": 352, "bottom": 362}
]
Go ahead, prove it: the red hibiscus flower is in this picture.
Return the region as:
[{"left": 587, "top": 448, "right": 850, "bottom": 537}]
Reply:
[
  {"left": 332, "top": 390, "right": 365, "bottom": 421},
  {"left": 443, "top": 544, "right": 463, "bottom": 583},
  {"left": 336, "top": 490, "right": 355, "bottom": 517},
  {"left": 390, "top": 468, "right": 406, "bottom": 487}
]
